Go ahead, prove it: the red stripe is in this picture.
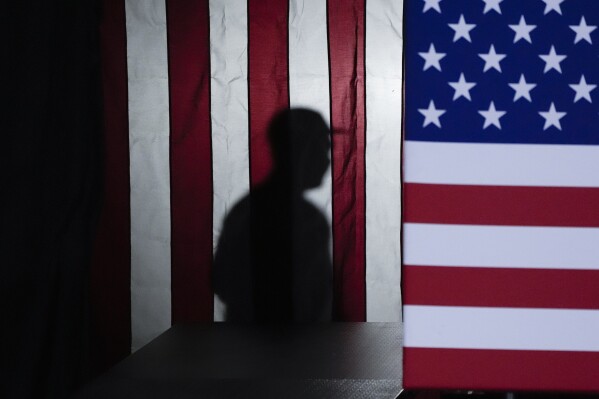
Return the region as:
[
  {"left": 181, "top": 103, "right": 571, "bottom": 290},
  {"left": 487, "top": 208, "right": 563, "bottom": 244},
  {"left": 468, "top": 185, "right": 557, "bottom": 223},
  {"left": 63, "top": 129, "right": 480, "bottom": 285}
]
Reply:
[
  {"left": 166, "top": 0, "right": 213, "bottom": 322},
  {"left": 91, "top": 0, "right": 131, "bottom": 372},
  {"left": 404, "top": 347, "right": 599, "bottom": 392},
  {"left": 403, "top": 265, "right": 599, "bottom": 309},
  {"left": 328, "top": 0, "right": 366, "bottom": 321},
  {"left": 404, "top": 183, "right": 599, "bottom": 227},
  {"left": 248, "top": 0, "right": 289, "bottom": 187}
]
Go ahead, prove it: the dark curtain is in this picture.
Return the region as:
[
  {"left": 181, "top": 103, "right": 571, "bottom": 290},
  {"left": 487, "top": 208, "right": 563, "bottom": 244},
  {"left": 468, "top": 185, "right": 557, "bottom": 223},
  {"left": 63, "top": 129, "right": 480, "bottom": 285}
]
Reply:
[{"left": 4, "top": 1, "right": 101, "bottom": 397}]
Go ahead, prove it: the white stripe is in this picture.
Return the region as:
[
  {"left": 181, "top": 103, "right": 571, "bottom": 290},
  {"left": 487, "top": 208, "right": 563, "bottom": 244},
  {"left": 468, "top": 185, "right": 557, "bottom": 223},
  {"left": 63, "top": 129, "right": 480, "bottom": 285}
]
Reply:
[
  {"left": 288, "top": 0, "right": 332, "bottom": 217},
  {"left": 210, "top": 0, "right": 250, "bottom": 321},
  {"left": 404, "top": 223, "right": 599, "bottom": 270},
  {"left": 405, "top": 141, "right": 599, "bottom": 187},
  {"left": 289, "top": 0, "right": 333, "bottom": 222},
  {"left": 126, "top": 0, "right": 171, "bottom": 351},
  {"left": 404, "top": 305, "right": 599, "bottom": 351},
  {"left": 289, "top": 0, "right": 331, "bottom": 123},
  {"left": 365, "top": 0, "right": 403, "bottom": 321},
  {"left": 288, "top": 0, "right": 333, "bottom": 308}
]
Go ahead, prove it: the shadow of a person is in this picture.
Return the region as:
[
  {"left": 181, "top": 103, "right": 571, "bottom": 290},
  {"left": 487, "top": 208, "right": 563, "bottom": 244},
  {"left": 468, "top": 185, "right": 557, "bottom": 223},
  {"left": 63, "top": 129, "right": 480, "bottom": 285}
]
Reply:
[{"left": 214, "top": 108, "right": 332, "bottom": 322}]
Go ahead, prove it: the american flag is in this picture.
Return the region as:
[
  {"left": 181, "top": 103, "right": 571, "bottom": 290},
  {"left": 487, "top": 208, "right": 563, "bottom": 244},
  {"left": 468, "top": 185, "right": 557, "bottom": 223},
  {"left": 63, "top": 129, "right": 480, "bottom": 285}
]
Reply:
[
  {"left": 403, "top": 0, "right": 599, "bottom": 392},
  {"left": 94, "top": 0, "right": 403, "bottom": 368}
]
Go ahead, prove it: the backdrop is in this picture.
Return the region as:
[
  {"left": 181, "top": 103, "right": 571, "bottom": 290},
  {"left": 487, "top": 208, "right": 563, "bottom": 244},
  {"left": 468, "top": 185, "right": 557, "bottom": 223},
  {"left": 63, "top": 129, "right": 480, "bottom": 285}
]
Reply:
[
  {"left": 93, "top": 0, "right": 403, "bottom": 371},
  {"left": 94, "top": 0, "right": 599, "bottom": 393}
]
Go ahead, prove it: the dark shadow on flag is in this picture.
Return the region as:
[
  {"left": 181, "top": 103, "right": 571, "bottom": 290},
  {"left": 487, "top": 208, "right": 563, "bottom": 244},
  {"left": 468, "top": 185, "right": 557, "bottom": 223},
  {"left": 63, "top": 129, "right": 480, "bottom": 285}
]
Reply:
[{"left": 214, "top": 108, "right": 333, "bottom": 322}]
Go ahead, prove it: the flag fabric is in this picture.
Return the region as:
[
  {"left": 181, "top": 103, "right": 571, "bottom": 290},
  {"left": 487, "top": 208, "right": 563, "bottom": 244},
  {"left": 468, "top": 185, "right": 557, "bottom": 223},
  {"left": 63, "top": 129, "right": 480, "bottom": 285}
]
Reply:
[
  {"left": 403, "top": 0, "right": 599, "bottom": 392},
  {"left": 94, "top": 0, "right": 403, "bottom": 365}
]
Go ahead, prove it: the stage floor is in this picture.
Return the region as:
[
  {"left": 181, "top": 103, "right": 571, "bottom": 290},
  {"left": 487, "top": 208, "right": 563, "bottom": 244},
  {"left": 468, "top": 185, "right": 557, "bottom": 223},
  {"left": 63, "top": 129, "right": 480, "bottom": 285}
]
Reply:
[{"left": 76, "top": 322, "right": 402, "bottom": 398}]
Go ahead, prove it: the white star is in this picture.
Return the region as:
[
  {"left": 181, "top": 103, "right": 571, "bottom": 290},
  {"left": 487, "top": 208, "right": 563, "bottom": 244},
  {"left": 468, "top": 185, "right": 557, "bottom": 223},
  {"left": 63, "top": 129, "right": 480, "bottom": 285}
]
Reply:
[
  {"left": 539, "top": 45, "right": 567, "bottom": 73},
  {"left": 478, "top": 45, "right": 506, "bottom": 72},
  {"left": 478, "top": 101, "right": 506, "bottom": 129},
  {"left": 509, "top": 16, "right": 536, "bottom": 43},
  {"left": 448, "top": 14, "right": 476, "bottom": 42},
  {"left": 418, "top": 100, "right": 446, "bottom": 128},
  {"left": 569, "top": 75, "right": 596, "bottom": 103},
  {"left": 542, "top": 0, "right": 565, "bottom": 15},
  {"left": 570, "top": 16, "right": 596, "bottom": 44},
  {"left": 482, "top": 0, "right": 503, "bottom": 14},
  {"left": 448, "top": 73, "right": 476, "bottom": 101},
  {"left": 509, "top": 74, "right": 537, "bottom": 102},
  {"left": 423, "top": 0, "right": 442, "bottom": 13},
  {"left": 419, "top": 43, "right": 446, "bottom": 71},
  {"left": 539, "top": 102, "right": 566, "bottom": 130}
]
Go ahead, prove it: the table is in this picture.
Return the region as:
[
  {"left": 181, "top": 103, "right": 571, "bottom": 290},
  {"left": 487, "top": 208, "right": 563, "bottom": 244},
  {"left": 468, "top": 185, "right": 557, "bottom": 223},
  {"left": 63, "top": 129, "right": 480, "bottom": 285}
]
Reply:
[{"left": 77, "top": 323, "right": 403, "bottom": 398}]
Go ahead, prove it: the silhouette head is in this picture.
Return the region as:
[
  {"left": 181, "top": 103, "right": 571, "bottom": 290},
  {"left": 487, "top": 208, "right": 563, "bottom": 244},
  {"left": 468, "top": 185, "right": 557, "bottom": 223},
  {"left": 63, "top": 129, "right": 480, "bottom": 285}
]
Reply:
[{"left": 268, "top": 108, "right": 331, "bottom": 190}]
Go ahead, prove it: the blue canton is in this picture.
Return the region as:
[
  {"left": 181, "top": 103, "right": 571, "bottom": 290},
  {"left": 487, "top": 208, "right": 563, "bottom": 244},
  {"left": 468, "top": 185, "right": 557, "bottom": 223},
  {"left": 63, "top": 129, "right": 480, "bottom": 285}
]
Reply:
[{"left": 405, "top": 0, "right": 599, "bottom": 144}]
